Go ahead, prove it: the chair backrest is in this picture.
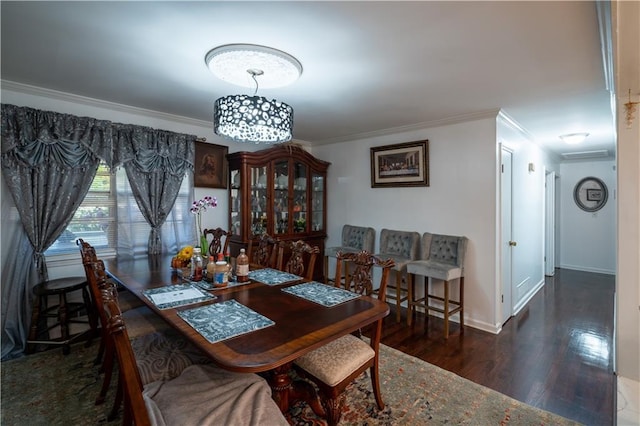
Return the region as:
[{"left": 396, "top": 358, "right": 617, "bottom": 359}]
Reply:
[
  {"left": 378, "top": 229, "right": 420, "bottom": 260},
  {"left": 101, "top": 281, "right": 152, "bottom": 426},
  {"left": 341, "top": 225, "right": 376, "bottom": 252},
  {"left": 203, "top": 228, "right": 231, "bottom": 257},
  {"left": 247, "top": 233, "right": 280, "bottom": 269},
  {"left": 421, "top": 233, "right": 469, "bottom": 271},
  {"left": 277, "top": 240, "right": 320, "bottom": 280},
  {"left": 335, "top": 251, "right": 395, "bottom": 301},
  {"left": 77, "top": 239, "right": 110, "bottom": 330}
]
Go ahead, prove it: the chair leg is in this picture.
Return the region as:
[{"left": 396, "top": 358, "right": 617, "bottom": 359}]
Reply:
[
  {"left": 395, "top": 271, "right": 402, "bottom": 322},
  {"left": 459, "top": 277, "right": 465, "bottom": 333},
  {"left": 26, "top": 293, "right": 42, "bottom": 354},
  {"left": 81, "top": 285, "right": 99, "bottom": 345},
  {"left": 59, "top": 293, "right": 71, "bottom": 355},
  {"left": 321, "top": 394, "right": 345, "bottom": 426},
  {"left": 370, "top": 360, "right": 385, "bottom": 410},
  {"left": 407, "top": 273, "right": 414, "bottom": 326},
  {"left": 443, "top": 280, "right": 450, "bottom": 339},
  {"left": 96, "top": 341, "right": 115, "bottom": 405}
]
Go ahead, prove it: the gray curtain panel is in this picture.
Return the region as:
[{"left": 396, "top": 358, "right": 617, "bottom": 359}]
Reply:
[{"left": 115, "top": 125, "right": 195, "bottom": 254}]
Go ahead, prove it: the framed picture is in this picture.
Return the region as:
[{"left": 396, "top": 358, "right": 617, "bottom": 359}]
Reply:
[
  {"left": 370, "top": 140, "right": 429, "bottom": 188},
  {"left": 194, "top": 141, "right": 228, "bottom": 189}
]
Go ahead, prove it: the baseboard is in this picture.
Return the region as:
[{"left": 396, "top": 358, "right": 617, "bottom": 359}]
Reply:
[{"left": 559, "top": 264, "right": 615, "bottom": 275}]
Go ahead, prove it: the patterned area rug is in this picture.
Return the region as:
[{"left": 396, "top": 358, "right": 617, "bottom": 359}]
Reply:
[{"left": 1, "top": 341, "right": 581, "bottom": 425}]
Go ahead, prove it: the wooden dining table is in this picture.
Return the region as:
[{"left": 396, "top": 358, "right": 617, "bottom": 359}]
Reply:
[{"left": 105, "top": 253, "right": 390, "bottom": 416}]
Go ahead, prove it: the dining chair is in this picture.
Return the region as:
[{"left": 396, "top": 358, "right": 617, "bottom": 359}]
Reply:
[
  {"left": 374, "top": 229, "right": 420, "bottom": 322},
  {"left": 101, "top": 282, "right": 289, "bottom": 426},
  {"left": 323, "top": 225, "right": 376, "bottom": 286},
  {"left": 406, "top": 232, "right": 469, "bottom": 338},
  {"left": 202, "top": 228, "right": 231, "bottom": 258},
  {"left": 277, "top": 239, "right": 320, "bottom": 280},
  {"left": 294, "top": 250, "right": 395, "bottom": 426},
  {"left": 247, "top": 233, "right": 280, "bottom": 269}
]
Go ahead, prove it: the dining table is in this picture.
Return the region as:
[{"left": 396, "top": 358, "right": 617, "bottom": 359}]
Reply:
[{"left": 105, "top": 253, "right": 390, "bottom": 417}]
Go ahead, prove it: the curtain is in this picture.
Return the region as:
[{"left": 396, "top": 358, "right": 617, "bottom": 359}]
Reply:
[
  {"left": 0, "top": 104, "right": 111, "bottom": 359},
  {"left": 115, "top": 125, "right": 195, "bottom": 254}
]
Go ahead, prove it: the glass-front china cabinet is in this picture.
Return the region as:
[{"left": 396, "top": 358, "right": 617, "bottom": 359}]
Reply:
[{"left": 227, "top": 145, "right": 330, "bottom": 281}]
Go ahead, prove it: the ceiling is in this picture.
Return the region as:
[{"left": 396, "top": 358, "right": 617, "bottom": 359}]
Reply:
[{"left": 1, "top": 1, "right": 616, "bottom": 159}]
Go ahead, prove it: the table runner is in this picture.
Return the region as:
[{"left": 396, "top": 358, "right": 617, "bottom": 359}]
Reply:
[
  {"left": 143, "top": 284, "right": 215, "bottom": 310},
  {"left": 177, "top": 300, "right": 275, "bottom": 344},
  {"left": 282, "top": 281, "right": 360, "bottom": 307},
  {"left": 247, "top": 268, "right": 302, "bottom": 286}
]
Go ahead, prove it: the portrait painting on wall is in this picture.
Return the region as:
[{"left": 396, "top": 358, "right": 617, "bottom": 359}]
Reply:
[{"left": 194, "top": 141, "right": 228, "bottom": 189}]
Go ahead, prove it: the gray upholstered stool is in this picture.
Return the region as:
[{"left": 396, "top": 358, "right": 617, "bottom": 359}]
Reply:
[
  {"left": 406, "top": 233, "right": 468, "bottom": 338},
  {"left": 324, "top": 225, "right": 375, "bottom": 286},
  {"left": 26, "top": 276, "right": 99, "bottom": 354},
  {"left": 374, "top": 229, "right": 420, "bottom": 322}
]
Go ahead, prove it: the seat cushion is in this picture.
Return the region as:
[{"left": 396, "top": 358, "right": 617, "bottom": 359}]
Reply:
[
  {"left": 143, "top": 364, "right": 289, "bottom": 426},
  {"left": 406, "top": 260, "right": 462, "bottom": 281},
  {"left": 295, "top": 334, "right": 375, "bottom": 387},
  {"left": 131, "top": 330, "right": 211, "bottom": 385},
  {"left": 122, "top": 305, "right": 170, "bottom": 339}
]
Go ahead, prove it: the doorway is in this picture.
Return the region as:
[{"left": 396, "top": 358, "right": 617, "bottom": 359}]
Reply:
[{"left": 500, "top": 146, "right": 513, "bottom": 325}]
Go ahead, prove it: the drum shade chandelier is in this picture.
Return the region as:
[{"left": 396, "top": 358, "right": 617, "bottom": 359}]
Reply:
[{"left": 205, "top": 44, "right": 302, "bottom": 144}]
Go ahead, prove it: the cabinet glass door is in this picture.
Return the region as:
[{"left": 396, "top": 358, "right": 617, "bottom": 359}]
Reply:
[
  {"left": 230, "top": 168, "right": 242, "bottom": 236},
  {"left": 311, "top": 172, "right": 324, "bottom": 232},
  {"left": 293, "top": 162, "right": 307, "bottom": 233},
  {"left": 250, "top": 165, "right": 268, "bottom": 236},
  {"left": 273, "top": 160, "right": 289, "bottom": 235}
]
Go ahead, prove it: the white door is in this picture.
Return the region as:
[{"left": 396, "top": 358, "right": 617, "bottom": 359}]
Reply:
[
  {"left": 500, "top": 147, "right": 514, "bottom": 325},
  {"left": 544, "top": 170, "right": 556, "bottom": 276}
]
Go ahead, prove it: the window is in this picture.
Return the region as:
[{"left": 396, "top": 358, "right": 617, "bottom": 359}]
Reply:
[{"left": 45, "top": 162, "right": 116, "bottom": 256}]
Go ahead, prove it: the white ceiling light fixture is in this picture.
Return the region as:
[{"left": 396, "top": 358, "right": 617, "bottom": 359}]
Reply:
[
  {"left": 559, "top": 132, "right": 590, "bottom": 145},
  {"left": 205, "top": 44, "right": 302, "bottom": 144}
]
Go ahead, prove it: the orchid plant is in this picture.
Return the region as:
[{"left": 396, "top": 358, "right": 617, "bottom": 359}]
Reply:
[{"left": 190, "top": 196, "right": 217, "bottom": 253}]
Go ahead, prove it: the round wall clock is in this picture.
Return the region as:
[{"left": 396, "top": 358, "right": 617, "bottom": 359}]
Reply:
[{"left": 573, "top": 176, "right": 608, "bottom": 212}]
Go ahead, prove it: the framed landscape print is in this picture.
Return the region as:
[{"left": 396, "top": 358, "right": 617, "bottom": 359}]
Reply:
[
  {"left": 194, "top": 141, "right": 228, "bottom": 189},
  {"left": 370, "top": 140, "right": 429, "bottom": 188}
]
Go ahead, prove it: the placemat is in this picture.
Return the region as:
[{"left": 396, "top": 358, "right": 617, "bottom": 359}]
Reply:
[
  {"left": 282, "top": 281, "right": 361, "bottom": 307},
  {"left": 177, "top": 299, "right": 274, "bottom": 344},
  {"left": 248, "top": 268, "right": 302, "bottom": 285},
  {"left": 142, "top": 284, "right": 215, "bottom": 310}
]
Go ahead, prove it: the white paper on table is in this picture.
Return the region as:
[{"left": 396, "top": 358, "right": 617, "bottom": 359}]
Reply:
[{"left": 148, "top": 287, "right": 205, "bottom": 306}]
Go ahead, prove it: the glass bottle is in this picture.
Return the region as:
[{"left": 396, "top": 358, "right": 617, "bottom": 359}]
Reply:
[
  {"left": 191, "top": 247, "right": 203, "bottom": 281},
  {"left": 206, "top": 255, "right": 215, "bottom": 282},
  {"left": 236, "top": 248, "right": 249, "bottom": 283}
]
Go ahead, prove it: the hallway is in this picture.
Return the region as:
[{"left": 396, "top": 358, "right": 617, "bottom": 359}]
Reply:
[{"left": 378, "top": 269, "right": 616, "bottom": 425}]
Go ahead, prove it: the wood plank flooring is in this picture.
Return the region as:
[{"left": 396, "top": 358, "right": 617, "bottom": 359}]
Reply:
[{"left": 377, "top": 268, "right": 615, "bottom": 426}]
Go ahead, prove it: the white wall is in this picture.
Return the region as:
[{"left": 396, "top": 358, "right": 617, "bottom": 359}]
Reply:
[
  {"left": 559, "top": 160, "right": 616, "bottom": 274},
  {"left": 314, "top": 115, "right": 501, "bottom": 332}
]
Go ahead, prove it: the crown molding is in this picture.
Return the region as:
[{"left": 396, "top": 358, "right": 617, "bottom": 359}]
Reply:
[
  {"left": 1, "top": 79, "right": 212, "bottom": 128},
  {"left": 313, "top": 108, "right": 501, "bottom": 146},
  {"left": 498, "top": 110, "right": 564, "bottom": 163}
]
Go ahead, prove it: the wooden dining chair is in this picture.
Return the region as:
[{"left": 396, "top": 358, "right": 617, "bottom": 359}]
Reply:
[
  {"left": 101, "top": 282, "right": 289, "bottom": 426},
  {"left": 277, "top": 239, "right": 320, "bottom": 280},
  {"left": 247, "top": 233, "right": 280, "bottom": 268},
  {"left": 294, "top": 250, "right": 395, "bottom": 425},
  {"left": 202, "top": 228, "right": 232, "bottom": 258}
]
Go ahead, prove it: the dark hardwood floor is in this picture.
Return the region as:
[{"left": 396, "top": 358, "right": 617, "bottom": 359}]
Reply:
[{"left": 377, "top": 268, "right": 615, "bottom": 426}]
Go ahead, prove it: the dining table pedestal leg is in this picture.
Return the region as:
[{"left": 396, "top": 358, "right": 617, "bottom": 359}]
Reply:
[{"left": 268, "top": 363, "right": 325, "bottom": 418}]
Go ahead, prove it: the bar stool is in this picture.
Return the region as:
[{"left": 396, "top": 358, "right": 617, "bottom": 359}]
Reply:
[
  {"left": 324, "top": 225, "right": 375, "bottom": 286},
  {"left": 406, "top": 233, "right": 468, "bottom": 338},
  {"left": 26, "top": 276, "right": 98, "bottom": 355}
]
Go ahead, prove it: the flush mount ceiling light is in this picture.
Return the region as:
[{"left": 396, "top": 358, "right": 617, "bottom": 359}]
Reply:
[
  {"left": 205, "top": 44, "right": 301, "bottom": 144},
  {"left": 559, "top": 132, "right": 590, "bottom": 145}
]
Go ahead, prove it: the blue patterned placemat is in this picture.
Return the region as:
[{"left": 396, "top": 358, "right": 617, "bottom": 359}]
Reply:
[
  {"left": 177, "top": 300, "right": 275, "bottom": 344},
  {"left": 186, "top": 278, "right": 251, "bottom": 291},
  {"left": 282, "top": 281, "right": 360, "bottom": 307},
  {"left": 142, "top": 284, "right": 215, "bottom": 310},
  {"left": 248, "top": 268, "right": 302, "bottom": 286}
]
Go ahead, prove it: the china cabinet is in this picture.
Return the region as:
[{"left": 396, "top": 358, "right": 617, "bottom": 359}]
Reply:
[{"left": 227, "top": 145, "right": 330, "bottom": 281}]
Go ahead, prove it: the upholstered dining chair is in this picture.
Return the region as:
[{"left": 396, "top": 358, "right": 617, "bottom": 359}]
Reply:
[
  {"left": 277, "top": 240, "right": 320, "bottom": 280},
  {"left": 406, "top": 232, "right": 469, "bottom": 338},
  {"left": 294, "top": 250, "right": 395, "bottom": 426},
  {"left": 202, "top": 228, "right": 232, "bottom": 258},
  {"left": 247, "top": 233, "right": 280, "bottom": 269},
  {"left": 323, "top": 225, "right": 376, "bottom": 287},
  {"left": 374, "top": 229, "right": 420, "bottom": 322},
  {"left": 101, "top": 283, "right": 288, "bottom": 426}
]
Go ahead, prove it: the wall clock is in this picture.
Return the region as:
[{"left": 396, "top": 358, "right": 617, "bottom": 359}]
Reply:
[{"left": 573, "top": 176, "right": 608, "bottom": 212}]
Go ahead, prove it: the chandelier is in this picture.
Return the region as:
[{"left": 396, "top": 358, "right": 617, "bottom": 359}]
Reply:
[{"left": 205, "top": 44, "right": 302, "bottom": 144}]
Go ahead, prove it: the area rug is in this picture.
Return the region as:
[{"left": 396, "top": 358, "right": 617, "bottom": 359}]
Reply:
[{"left": 1, "top": 342, "right": 580, "bottom": 425}]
